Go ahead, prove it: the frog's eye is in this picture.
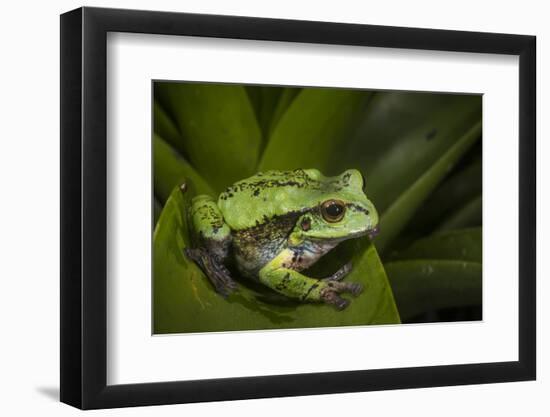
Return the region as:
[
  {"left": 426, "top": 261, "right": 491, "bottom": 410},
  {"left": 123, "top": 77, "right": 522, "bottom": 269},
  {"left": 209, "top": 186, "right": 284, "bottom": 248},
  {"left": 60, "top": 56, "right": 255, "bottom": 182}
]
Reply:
[{"left": 321, "top": 199, "right": 346, "bottom": 223}]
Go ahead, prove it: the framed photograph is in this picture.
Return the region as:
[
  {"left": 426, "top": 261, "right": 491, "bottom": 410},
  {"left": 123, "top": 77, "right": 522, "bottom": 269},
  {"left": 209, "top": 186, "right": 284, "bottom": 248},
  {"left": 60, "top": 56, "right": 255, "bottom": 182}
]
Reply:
[{"left": 60, "top": 6, "right": 536, "bottom": 409}]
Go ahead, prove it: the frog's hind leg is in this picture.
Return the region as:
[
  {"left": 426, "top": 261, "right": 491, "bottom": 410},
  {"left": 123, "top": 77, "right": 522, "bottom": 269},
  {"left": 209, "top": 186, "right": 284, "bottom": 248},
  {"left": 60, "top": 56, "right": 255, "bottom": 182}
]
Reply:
[
  {"left": 185, "top": 247, "right": 236, "bottom": 297},
  {"left": 185, "top": 195, "right": 237, "bottom": 297}
]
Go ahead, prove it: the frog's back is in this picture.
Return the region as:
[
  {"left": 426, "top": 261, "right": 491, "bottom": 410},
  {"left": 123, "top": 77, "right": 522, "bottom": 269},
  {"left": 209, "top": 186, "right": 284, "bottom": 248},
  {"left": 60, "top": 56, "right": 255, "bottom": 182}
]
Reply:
[{"left": 218, "top": 169, "right": 364, "bottom": 230}]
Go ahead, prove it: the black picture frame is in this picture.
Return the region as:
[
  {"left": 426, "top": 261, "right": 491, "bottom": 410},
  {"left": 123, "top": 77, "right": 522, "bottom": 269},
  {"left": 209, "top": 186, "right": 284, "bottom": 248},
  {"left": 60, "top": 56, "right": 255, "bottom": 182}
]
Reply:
[{"left": 60, "top": 6, "right": 536, "bottom": 410}]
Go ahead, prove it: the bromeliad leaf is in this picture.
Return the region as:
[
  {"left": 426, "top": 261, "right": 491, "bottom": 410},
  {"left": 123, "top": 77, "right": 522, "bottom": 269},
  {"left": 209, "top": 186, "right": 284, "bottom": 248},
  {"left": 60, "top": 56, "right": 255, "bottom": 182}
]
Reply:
[
  {"left": 266, "top": 87, "right": 301, "bottom": 137},
  {"left": 374, "top": 119, "right": 481, "bottom": 253},
  {"left": 258, "top": 88, "right": 371, "bottom": 174},
  {"left": 399, "top": 154, "right": 482, "bottom": 242},
  {"left": 153, "top": 134, "right": 215, "bottom": 203},
  {"left": 246, "top": 86, "right": 284, "bottom": 139},
  {"left": 153, "top": 187, "right": 400, "bottom": 334},
  {"left": 385, "top": 259, "right": 482, "bottom": 321},
  {"left": 155, "top": 83, "right": 262, "bottom": 193},
  {"left": 384, "top": 228, "right": 482, "bottom": 321},
  {"left": 154, "top": 197, "right": 162, "bottom": 227},
  {"left": 153, "top": 100, "right": 183, "bottom": 152},
  {"left": 436, "top": 195, "right": 482, "bottom": 232},
  {"left": 389, "top": 228, "right": 482, "bottom": 263},
  {"left": 336, "top": 92, "right": 481, "bottom": 201}
]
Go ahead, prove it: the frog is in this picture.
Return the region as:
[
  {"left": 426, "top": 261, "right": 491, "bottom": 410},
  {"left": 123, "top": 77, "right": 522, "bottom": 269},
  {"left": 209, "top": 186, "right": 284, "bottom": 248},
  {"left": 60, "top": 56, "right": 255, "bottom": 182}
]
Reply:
[{"left": 184, "top": 168, "right": 379, "bottom": 310}]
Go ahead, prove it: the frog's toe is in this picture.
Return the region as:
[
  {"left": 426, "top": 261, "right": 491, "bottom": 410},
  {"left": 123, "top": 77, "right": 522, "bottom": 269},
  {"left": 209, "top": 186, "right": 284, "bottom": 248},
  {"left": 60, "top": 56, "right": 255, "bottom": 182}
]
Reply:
[
  {"left": 319, "top": 280, "right": 364, "bottom": 310},
  {"left": 320, "top": 289, "right": 350, "bottom": 310},
  {"left": 326, "top": 280, "right": 363, "bottom": 296},
  {"left": 334, "top": 298, "right": 350, "bottom": 310},
  {"left": 347, "top": 282, "right": 363, "bottom": 296},
  {"left": 323, "top": 262, "right": 352, "bottom": 282}
]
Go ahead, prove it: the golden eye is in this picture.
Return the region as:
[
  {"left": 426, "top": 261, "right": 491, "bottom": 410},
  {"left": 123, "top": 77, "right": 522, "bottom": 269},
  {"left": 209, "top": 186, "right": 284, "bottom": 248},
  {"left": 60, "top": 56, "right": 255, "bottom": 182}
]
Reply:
[{"left": 321, "top": 199, "right": 346, "bottom": 223}]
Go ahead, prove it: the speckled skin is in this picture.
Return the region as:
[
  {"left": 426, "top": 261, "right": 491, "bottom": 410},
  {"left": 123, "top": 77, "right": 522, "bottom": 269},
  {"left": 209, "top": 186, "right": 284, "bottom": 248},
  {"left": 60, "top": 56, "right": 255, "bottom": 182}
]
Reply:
[{"left": 185, "top": 169, "right": 379, "bottom": 309}]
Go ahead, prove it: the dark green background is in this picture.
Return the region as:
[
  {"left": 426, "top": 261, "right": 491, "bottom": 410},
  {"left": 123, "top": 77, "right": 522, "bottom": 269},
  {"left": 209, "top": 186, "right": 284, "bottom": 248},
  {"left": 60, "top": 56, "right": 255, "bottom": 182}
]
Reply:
[{"left": 153, "top": 82, "right": 482, "bottom": 334}]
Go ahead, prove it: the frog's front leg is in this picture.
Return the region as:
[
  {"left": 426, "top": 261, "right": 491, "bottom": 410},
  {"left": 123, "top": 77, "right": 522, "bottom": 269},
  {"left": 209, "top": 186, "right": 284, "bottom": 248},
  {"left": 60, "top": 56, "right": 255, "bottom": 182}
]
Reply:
[
  {"left": 324, "top": 262, "right": 353, "bottom": 282},
  {"left": 259, "top": 250, "right": 362, "bottom": 310},
  {"left": 185, "top": 195, "right": 237, "bottom": 297}
]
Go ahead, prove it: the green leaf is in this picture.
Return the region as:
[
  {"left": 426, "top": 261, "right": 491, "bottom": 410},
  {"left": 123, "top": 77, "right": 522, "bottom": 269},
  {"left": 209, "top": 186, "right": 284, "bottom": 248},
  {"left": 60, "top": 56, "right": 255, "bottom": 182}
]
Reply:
[
  {"left": 153, "top": 100, "right": 183, "bottom": 151},
  {"left": 390, "top": 228, "right": 482, "bottom": 263},
  {"left": 399, "top": 154, "right": 482, "bottom": 240},
  {"left": 384, "top": 228, "right": 482, "bottom": 321},
  {"left": 246, "top": 86, "right": 284, "bottom": 137},
  {"left": 155, "top": 83, "right": 262, "bottom": 192},
  {"left": 267, "top": 87, "right": 301, "bottom": 137},
  {"left": 153, "top": 187, "right": 400, "bottom": 334},
  {"left": 385, "top": 259, "right": 482, "bottom": 321},
  {"left": 153, "top": 197, "right": 162, "bottom": 227},
  {"left": 374, "top": 120, "right": 482, "bottom": 253},
  {"left": 245, "top": 86, "right": 262, "bottom": 116},
  {"left": 258, "top": 88, "right": 371, "bottom": 174},
  {"left": 153, "top": 133, "right": 215, "bottom": 203},
  {"left": 436, "top": 195, "right": 482, "bottom": 232},
  {"left": 336, "top": 92, "right": 481, "bottom": 199}
]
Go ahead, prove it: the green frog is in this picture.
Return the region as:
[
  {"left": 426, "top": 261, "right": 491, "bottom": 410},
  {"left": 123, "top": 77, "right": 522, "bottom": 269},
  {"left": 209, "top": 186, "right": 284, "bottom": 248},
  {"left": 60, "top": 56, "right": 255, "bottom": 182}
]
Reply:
[{"left": 184, "top": 168, "right": 379, "bottom": 310}]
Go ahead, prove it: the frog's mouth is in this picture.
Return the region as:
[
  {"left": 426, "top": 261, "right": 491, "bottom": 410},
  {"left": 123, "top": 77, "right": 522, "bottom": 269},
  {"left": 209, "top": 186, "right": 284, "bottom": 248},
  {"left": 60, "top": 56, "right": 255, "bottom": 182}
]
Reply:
[
  {"left": 347, "top": 226, "right": 379, "bottom": 240},
  {"left": 348, "top": 225, "right": 380, "bottom": 241},
  {"left": 308, "top": 226, "right": 380, "bottom": 242}
]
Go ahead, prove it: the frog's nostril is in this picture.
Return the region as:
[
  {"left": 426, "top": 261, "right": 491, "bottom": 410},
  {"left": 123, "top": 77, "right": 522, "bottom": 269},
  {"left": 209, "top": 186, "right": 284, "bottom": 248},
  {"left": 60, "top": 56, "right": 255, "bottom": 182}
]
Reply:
[
  {"left": 367, "top": 226, "right": 380, "bottom": 239},
  {"left": 360, "top": 172, "right": 366, "bottom": 189}
]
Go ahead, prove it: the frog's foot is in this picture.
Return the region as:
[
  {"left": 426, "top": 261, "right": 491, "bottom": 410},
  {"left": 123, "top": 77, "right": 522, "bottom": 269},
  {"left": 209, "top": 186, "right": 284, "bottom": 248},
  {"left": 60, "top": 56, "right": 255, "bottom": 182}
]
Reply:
[
  {"left": 320, "top": 280, "right": 363, "bottom": 310},
  {"left": 323, "top": 262, "right": 353, "bottom": 282},
  {"left": 184, "top": 247, "right": 237, "bottom": 297}
]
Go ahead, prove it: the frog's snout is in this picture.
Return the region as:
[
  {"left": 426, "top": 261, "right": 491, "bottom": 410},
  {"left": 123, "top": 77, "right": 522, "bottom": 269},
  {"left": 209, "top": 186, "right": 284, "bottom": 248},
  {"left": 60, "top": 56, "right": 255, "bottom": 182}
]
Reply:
[{"left": 367, "top": 225, "right": 380, "bottom": 239}]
